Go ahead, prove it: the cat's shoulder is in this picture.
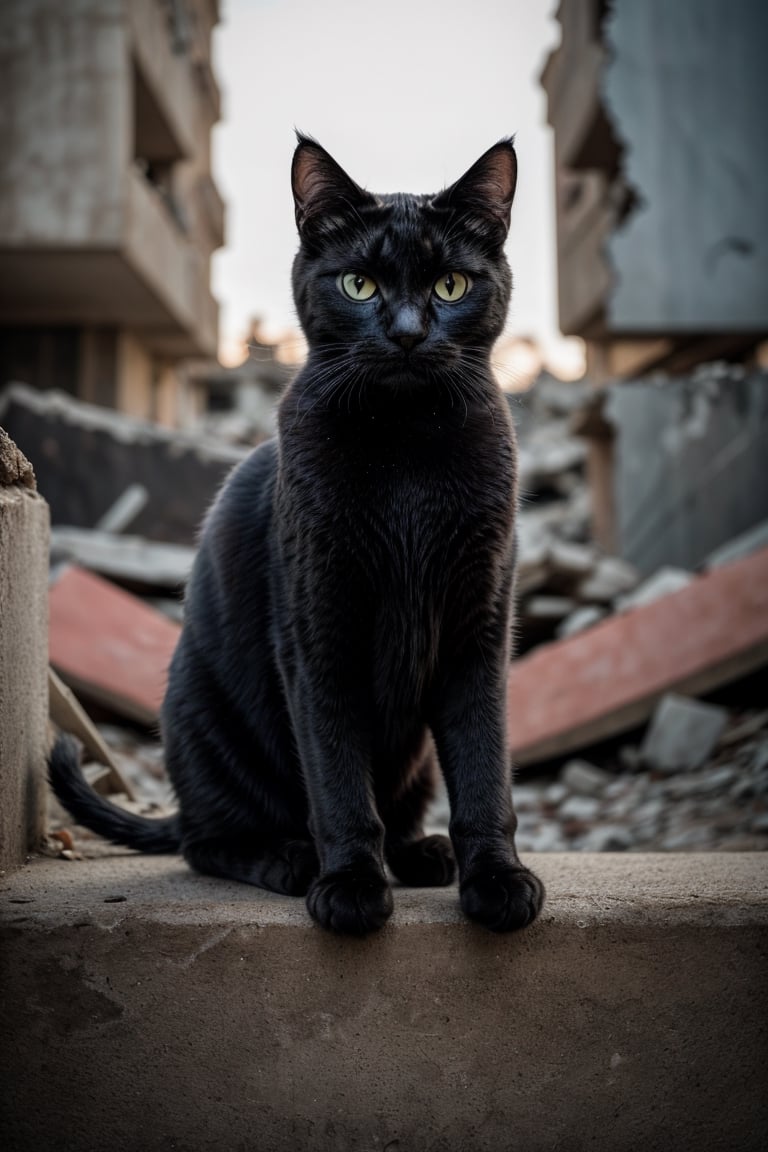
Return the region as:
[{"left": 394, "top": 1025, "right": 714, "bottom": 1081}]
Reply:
[
  {"left": 202, "top": 437, "right": 279, "bottom": 536},
  {"left": 226, "top": 436, "right": 279, "bottom": 491}
]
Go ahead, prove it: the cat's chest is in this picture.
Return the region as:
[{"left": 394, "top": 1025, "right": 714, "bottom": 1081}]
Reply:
[
  {"left": 284, "top": 407, "right": 516, "bottom": 576},
  {"left": 342, "top": 432, "right": 512, "bottom": 578}
]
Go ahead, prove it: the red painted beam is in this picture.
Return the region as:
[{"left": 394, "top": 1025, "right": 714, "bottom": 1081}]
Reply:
[
  {"left": 508, "top": 547, "right": 768, "bottom": 765},
  {"left": 50, "top": 566, "right": 180, "bottom": 725}
]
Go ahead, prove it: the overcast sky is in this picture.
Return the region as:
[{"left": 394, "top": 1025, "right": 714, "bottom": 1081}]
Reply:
[{"left": 211, "top": 0, "right": 577, "bottom": 371}]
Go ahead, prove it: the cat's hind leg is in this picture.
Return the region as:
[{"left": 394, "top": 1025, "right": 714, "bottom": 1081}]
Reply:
[
  {"left": 184, "top": 836, "right": 319, "bottom": 896},
  {"left": 381, "top": 742, "right": 456, "bottom": 888}
]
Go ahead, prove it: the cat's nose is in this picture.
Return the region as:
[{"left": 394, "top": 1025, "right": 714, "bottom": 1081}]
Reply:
[{"left": 388, "top": 305, "right": 426, "bottom": 352}]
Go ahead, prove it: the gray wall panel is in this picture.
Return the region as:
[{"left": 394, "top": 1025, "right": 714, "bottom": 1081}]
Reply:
[
  {"left": 604, "top": 0, "right": 768, "bottom": 332},
  {"left": 608, "top": 370, "right": 768, "bottom": 574}
]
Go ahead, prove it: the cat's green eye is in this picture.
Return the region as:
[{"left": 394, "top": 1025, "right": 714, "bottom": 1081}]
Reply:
[
  {"left": 340, "top": 273, "right": 378, "bottom": 302},
  {"left": 433, "top": 272, "right": 470, "bottom": 302}
]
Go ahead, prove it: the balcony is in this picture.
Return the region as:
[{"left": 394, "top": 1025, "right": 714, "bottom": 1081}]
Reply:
[
  {"left": 124, "top": 167, "right": 217, "bottom": 356},
  {"left": 0, "top": 169, "right": 217, "bottom": 358}
]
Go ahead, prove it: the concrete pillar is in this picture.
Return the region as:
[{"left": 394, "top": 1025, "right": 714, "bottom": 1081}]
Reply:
[{"left": 0, "top": 429, "right": 49, "bottom": 872}]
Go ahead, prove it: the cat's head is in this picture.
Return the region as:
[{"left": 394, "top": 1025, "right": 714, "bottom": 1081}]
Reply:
[{"left": 290, "top": 134, "right": 516, "bottom": 385}]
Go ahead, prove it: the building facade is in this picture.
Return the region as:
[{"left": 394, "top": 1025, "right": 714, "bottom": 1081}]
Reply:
[
  {"left": 541, "top": 0, "right": 768, "bottom": 382},
  {"left": 0, "top": 0, "right": 224, "bottom": 426}
]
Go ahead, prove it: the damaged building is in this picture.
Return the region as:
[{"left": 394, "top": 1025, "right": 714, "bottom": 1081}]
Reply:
[
  {"left": 0, "top": 0, "right": 224, "bottom": 427},
  {"left": 541, "top": 0, "right": 768, "bottom": 563}
]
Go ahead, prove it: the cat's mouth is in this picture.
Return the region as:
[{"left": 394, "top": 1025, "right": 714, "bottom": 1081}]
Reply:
[{"left": 368, "top": 343, "right": 459, "bottom": 386}]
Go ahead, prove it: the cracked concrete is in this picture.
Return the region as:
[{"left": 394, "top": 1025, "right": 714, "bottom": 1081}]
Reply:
[
  {"left": 1, "top": 853, "right": 766, "bottom": 1151},
  {"left": 0, "top": 445, "right": 49, "bottom": 871}
]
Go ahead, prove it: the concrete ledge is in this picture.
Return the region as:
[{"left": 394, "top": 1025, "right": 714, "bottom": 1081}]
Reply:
[
  {"left": 0, "top": 481, "right": 49, "bottom": 871},
  {"left": 1, "top": 854, "right": 767, "bottom": 1151}
]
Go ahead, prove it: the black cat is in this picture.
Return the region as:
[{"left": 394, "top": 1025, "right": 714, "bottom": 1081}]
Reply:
[{"left": 49, "top": 134, "right": 545, "bottom": 936}]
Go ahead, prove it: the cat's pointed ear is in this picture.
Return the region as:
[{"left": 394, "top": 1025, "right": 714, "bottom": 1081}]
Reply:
[
  {"left": 291, "top": 134, "right": 375, "bottom": 241},
  {"left": 433, "top": 139, "right": 517, "bottom": 237}
]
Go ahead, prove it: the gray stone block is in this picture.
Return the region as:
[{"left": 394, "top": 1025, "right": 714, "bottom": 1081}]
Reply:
[
  {"left": 560, "top": 758, "right": 613, "bottom": 796},
  {"left": 640, "top": 694, "right": 729, "bottom": 774}
]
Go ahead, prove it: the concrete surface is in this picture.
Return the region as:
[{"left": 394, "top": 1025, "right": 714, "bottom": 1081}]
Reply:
[
  {"left": 0, "top": 478, "right": 49, "bottom": 872},
  {"left": 1, "top": 853, "right": 766, "bottom": 1151}
]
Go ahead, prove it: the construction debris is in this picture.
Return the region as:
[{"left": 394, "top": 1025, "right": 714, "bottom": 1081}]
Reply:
[
  {"left": 94, "top": 483, "right": 148, "bottom": 533},
  {"left": 576, "top": 556, "right": 639, "bottom": 604},
  {"left": 510, "top": 377, "right": 642, "bottom": 650},
  {"left": 704, "top": 518, "right": 768, "bottom": 571},
  {"left": 5, "top": 364, "right": 763, "bottom": 864},
  {"left": 49, "top": 565, "right": 180, "bottom": 725},
  {"left": 557, "top": 605, "right": 606, "bottom": 640},
  {"left": 0, "top": 383, "right": 245, "bottom": 545},
  {"left": 615, "top": 567, "right": 693, "bottom": 613},
  {"left": 48, "top": 668, "right": 135, "bottom": 798},
  {"left": 507, "top": 545, "right": 768, "bottom": 765},
  {"left": 560, "top": 759, "right": 613, "bottom": 797},
  {"left": 428, "top": 704, "right": 768, "bottom": 853},
  {"left": 0, "top": 425, "right": 35, "bottom": 488},
  {"left": 50, "top": 527, "right": 194, "bottom": 592},
  {"left": 50, "top": 697, "right": 768, "bottom": 859},
  {"left": 639, "top": 694, "right": 729, "bottom": 775}
]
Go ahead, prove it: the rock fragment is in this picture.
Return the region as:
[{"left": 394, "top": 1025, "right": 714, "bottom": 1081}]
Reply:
[{"left": 640, "top": 694, "right": 729, "bottom": 774}]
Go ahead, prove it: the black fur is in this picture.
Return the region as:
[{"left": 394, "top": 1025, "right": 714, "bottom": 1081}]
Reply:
[{"left": 49, "top": 135, "right": 545, "bottom": 935}]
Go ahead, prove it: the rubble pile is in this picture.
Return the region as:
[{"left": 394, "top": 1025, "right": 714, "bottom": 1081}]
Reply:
[
  {"left": 10, "top": 374, "right": 766, "bottom": 861},
  {"left": 510, "top": 375, "right": 640, "bottom": 650},
  {"left": 46, "top": 693, "right": 768, "bottom": 859},
  {"left": 429, "top": 695, "right": 768, "bottom": 853}
]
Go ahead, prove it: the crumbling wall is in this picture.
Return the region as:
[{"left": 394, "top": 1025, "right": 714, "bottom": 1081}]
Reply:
[
  {"left": 608, "top": 367, "right": 768, "bottom": 574},
  {"left": 603, "top": 0, "right": 768, "bottom": 332},
  {"left": 0, "top": 429, "right": 49, "bottom": 871},
  {"left": 0, "top": 384, "right": 246, "bottom": 545}
]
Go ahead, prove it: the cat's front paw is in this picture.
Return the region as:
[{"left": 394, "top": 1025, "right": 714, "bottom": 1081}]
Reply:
[
  {"left": 307, "top": 867, "right": 393, "bottom": 936},
  {"left": 460, "top": 863, "right": 544, "bottom": 933},
  {"left": 274, "top": 840, "right": 320, "bottom": 895},
  {"left": 387, "top": 834, "right": 456, "bottom": 887}
]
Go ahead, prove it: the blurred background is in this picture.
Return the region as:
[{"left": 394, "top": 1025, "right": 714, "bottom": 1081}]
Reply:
[{"left": 2, "top": 0, "right": 767, "bottom": 857}]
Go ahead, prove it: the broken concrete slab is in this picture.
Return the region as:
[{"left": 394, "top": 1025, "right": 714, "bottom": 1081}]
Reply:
[
  {"left": 576, "top": 555, "right": 639, "bottom": 603},
  {"left": 641, "top": 695, "right": 729, "bottom": 774},
  {"left": 615, "top": 566, "right": 693, "bottom": 613},
  {"left": 557, "top": 604, "right": 607, "bottom": 639},
  {"left": 49, "top": 527, "right": 195, "bottom": 591},
  {"left": 0, "top": 383, "right": 245, "bottom": 545},
  {"left": 94, "top": 483, "right": 148, "bottom": 533},
  {"left": 1, "top": 853, "right": 766, "bottom": 1152},
  {"left": 49, "top": 565, "right": 180, "bottom": 725},
  {"left": 507, "top": 546, "right": 768, "bottom": 765},
  {"left": 517, "top": 428, "right": 587, "bottom": 492},
  {"left": 522, "top": 595, "right": 577, "bottom": 621},
  {"left": 547, "top": 539, "right": 596, "bottom": 578},
  {"left": 560, "top": 758, "right": 613, "bottom": 796},
  {"left": 608, "top": 370, "right": 768, "bottom": 575},
  {"left": 558, "top": 794, "right": 601, "bottom": 822}
]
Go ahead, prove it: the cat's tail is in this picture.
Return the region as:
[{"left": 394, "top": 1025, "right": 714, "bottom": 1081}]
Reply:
[{"left": 48, "top": 734, "right": 181, "bottom": 853}]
